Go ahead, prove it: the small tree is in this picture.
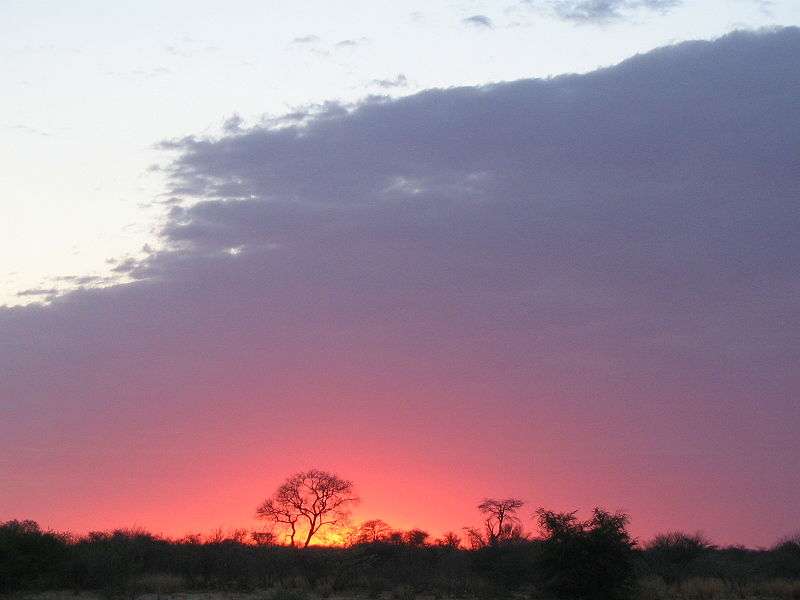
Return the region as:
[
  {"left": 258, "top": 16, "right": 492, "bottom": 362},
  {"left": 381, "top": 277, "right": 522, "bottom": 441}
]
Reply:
[
  {"left": 775, "top": 531, "right": 800, "bottom": 550},
  {"left": 251, "top": 530, "right": 278, "bottom": 546},
  {"left": 256, "top": 469, "right": 357, "bottom": 547},
  {"left": 355, "top": 519, "right": 393, "bottom": 544},
  {"left": 386, "top": 531, "right": 405, "bottom": 545},
  {"left": 403, "top": 529, "right": 430, "bottom": 546},
  {"left": 436, "top": 531, "right": 462, "bottom": 548},
  {"left": 464, "top": 498, "right": 525, "bottom": 548}
]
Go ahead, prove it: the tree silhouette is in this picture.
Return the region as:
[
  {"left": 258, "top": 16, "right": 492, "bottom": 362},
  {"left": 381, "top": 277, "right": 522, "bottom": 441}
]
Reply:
[
  {"left": 435, "top": 531, "right": 462, "bottom": 548},
  {"left": 256, "top": 469, "right": 357, "bottom": 547},
  {"left": 403, "top": 528, "right": 429, "bottom": 546},
  {"left": 355, "top": 519, "right": 393, "bottom": 543},
  {"left": 250, "top": 530, "right": 278, "bottom": 546},
  {"left": 465, "top": 497, "right": 525, "bottom": 547}
]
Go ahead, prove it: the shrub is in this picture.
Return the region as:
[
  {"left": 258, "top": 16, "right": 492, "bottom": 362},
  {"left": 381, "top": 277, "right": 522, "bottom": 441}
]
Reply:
[
  {"left": 534, "top": 508, "right": 637, "bottom": 600},
  {"left": 642, "top": 532, "right": 715, "bottom": 583},
  {"left": 0, "top": 519, "right": 70, "bottom": 592},
  {"left": 471, "top": 540, "right": 538, "bottom": 591}
]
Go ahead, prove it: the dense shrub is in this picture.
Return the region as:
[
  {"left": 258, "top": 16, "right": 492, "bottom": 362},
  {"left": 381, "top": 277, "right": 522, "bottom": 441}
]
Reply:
[
  {"left": 641, "top": 531, "right": 715, "bottom": 583},
  {"left": 1, "top": 517, "right": 799, "bottom": 595},
  {"left": 0, "top": 519, "right": 70, "bottom": 592},
  {"left": 534, "top": 508, "right": 637, "bottom": 600},
  {"left": 471, "top": 539, "right": 540, "bottom": 591}
]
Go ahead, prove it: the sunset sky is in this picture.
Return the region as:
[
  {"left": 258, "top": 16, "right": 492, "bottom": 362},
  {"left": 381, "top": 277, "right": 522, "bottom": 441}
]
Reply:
[{"left": 2, "top": 1, "right": 799, "bottom": 548}]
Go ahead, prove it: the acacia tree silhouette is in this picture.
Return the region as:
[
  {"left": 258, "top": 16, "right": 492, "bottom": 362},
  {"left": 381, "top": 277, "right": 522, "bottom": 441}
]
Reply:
[
  {"left": 465, "top": 498, "right": 525, "bottom": 548},
  {"left": 256, "top": 469, "right": 357, "bottom": 547},
  {"left": 355, "top": 519, "right": 393, "bottom": 543}
]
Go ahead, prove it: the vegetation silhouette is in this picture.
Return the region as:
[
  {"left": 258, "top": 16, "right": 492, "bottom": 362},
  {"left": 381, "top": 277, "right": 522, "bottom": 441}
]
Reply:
[
  {"left": 464, "top": 498, "right": 525, "bottom": 549},
  {"left": 354, "top": 519, "right": 393, "bottom": 544},
  {"left": 2, "top": 469, "right": 799, "bottom": 599},
  {"left": 534, "top": 508, "right": 636, "bottom": 599},
  {"left": 256, "top": 469, "right": 357, "bottom": 547}
]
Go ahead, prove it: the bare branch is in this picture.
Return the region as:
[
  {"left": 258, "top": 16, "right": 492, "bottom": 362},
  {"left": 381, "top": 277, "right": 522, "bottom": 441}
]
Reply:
[{"left": 256, "top": 469, "right": 358, "bottom": 547}]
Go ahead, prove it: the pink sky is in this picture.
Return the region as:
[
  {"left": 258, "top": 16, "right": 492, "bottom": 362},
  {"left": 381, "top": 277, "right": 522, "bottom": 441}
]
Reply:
[{"left": 2, "top": 28, "right": 799, "bottom": 548}]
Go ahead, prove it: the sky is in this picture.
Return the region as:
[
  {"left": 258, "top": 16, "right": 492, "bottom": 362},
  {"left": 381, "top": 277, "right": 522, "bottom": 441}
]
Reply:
[{"left": 1, "top": 1, "right": 800, "bottom": 548}]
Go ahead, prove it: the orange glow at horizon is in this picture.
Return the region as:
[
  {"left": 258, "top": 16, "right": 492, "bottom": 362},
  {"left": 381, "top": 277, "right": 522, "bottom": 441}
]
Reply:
[
  {"left": 3, "top": 368, "right": 793, "bottom": 549},
  {"left": 5, "top": 447, "right": 793, "bottom": 549}
]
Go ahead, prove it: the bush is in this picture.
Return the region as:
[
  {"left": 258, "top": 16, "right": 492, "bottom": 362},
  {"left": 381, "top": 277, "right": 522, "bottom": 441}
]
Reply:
[
  {"left": 2, "top": 517, "right": 800, "bottom": 595},
  {"left": 534, "top": 508, "right": 637, "bottom": 600},
  {"left": 642, "top": 532, "right": 715, "bottom": 583},
  {"left": 0, "top": 519, "right": 70, "bottom": 592},
  {"left": 471, "top": 540, "right": 539, "bottom": 591}
]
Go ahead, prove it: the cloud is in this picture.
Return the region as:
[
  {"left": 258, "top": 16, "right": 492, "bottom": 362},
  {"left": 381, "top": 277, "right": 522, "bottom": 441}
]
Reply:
[
  {"left": 291, "top": 35, "right": 320, "bottom": 44},
  {"left": 334, "top": 38, "right": 370, "bottom": 49},
  {"left": 371, "top": 74, "right": 408, "bottom": 89},
  {"left": 163, "top": 40, "right": 219, "bottom": 58},
  {"left": 223, "top": 113, "right": 244, "bottom": 133},
  {"left": 463, "top": 15, "right": 494, "bottom": 28},
  {"left": 750, "top": 0, "right": 775, "bottom": 16},
  {"left": 54, "top": 275, "right": 109, "bottom": 286},
  {"left": 6, "top": 124, "right": 51, "bottom": 137},
  {"left": 2, "top": 28, "right": 799, "bottom": 544},
  {"left": 537, "top": 0, "right": 681, "bottom": 23},
  {"left": 16, "top": 287, "right": 58, "bottom": 298}
]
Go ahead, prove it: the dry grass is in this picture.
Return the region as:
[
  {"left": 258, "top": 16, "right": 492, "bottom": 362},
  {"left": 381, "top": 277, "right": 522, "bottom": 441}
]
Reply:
[
  {"left": 742, "top": 579, "right": 800, "bottom": 599},
  {"left": 9, "top": 579, "right": 800, "bottom": 600},
  {"left": 676, "top": 577, "right": 730, "bottom": 599},
  {"left": 634, "top": 577, "right": 800, "bottom": 599},
  {"left": 133, "top": 574, "right": 187, "bottom": 595}
]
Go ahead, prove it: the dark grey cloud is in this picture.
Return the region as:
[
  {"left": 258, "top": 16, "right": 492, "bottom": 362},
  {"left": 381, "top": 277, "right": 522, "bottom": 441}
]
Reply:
[
  {"left": 540, "top": 0, "right": 681, "bottom": 23},
  {"left": 463, "top": 15, "right": 494, "bottom": 28},
  {"left": 3, "top": 28, "right": 799, "bottom": 544}
]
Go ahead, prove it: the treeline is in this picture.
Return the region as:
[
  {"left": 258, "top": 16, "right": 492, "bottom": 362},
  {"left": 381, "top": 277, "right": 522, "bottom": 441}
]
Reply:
[{"left": 2, "top": 517, "right": 800, "bottom": 599}]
